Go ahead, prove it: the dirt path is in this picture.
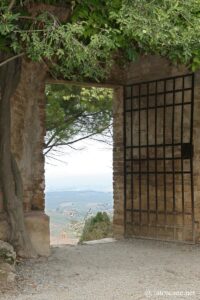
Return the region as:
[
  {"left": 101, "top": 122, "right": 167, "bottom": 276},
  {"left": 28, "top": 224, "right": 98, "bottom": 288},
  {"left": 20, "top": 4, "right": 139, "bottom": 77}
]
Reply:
[{"left": 1, "top": 239, "right": 200, "bottom": 300}]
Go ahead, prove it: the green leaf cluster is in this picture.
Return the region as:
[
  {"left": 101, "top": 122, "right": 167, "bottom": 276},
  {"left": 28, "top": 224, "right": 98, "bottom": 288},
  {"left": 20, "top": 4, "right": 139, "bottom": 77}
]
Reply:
[
  {"left": 1, "top": 0, "right": 200, "bottom": 80},
  {"left": 79, "top": 211, "right": 112, "bottom": 242},
  {"left": 115, "top": 0, "right": 200, "bottom": 69}
]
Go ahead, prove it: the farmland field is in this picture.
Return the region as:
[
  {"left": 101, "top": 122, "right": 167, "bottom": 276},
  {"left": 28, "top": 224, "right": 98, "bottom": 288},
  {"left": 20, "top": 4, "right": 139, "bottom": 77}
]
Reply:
[{"left": 45, "top": 191, "right": 113, "bottom": 244}]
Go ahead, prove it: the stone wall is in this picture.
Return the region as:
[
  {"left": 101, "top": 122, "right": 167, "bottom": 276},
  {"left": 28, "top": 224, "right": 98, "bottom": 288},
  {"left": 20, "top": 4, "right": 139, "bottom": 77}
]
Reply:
[
  {"left": 112, "top": 87, "right": 125, "bottom": 237},
  {"left": 0, "top": 53, "right": 199, "bottom": 253},
  {"left": 11, "top": 59, "right": 47, "bottom": 212}
]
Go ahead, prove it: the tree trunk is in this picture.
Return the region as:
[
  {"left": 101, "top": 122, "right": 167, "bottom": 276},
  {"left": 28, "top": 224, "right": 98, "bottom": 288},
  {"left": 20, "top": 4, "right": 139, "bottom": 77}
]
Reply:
[{"left": 0, "top": 56, "right": 37, "bottom": 258}]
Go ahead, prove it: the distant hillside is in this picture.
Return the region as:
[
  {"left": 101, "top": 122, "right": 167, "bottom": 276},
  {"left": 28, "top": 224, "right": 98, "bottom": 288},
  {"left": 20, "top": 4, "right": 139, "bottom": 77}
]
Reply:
[
  {"left": 45, "top": 190, "right": 113, "bottom": 244},
  {"left": 45, "top": 190, "right": 113, "bottom": 211}
]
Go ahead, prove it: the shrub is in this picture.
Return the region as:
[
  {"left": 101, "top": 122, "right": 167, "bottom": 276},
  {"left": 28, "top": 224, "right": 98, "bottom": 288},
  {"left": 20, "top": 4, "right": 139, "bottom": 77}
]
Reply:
[{"left": 79, "top": 212, "right": 112, "bottom": 243}]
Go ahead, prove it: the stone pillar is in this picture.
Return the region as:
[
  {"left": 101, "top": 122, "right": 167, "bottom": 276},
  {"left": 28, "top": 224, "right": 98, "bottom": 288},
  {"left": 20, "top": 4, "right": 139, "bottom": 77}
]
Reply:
[
  {"left": 0, "top": 58, "right": 50, "bottom": 256},
  {"left": 11, "top": 58, "right": 47, "bottom": 212},
  {"left": 113, "top": 87, "right": 125, "bottom": 238}
]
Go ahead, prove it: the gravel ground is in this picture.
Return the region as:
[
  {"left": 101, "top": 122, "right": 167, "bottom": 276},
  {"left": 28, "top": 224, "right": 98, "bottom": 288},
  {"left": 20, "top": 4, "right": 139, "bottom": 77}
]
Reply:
[{"left": 1, "top": 239, "right": 200, "bottom": 300}]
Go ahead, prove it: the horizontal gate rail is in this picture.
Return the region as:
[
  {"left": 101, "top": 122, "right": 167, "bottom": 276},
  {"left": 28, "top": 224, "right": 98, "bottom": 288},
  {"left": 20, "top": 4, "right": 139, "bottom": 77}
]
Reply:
[
  {"left": 125, "top": 102, "right": 192, "bottom": 113},
  {"left": 125, "top": 87, "right": 192, "bottom": 100}
]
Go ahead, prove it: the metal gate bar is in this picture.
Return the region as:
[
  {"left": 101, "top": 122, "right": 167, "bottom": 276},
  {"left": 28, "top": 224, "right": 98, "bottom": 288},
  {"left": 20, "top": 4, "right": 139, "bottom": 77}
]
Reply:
[
  {"left": 190, "top": 76, "right": 195, "bottom": 242},
  {"left": 181, "top": 78, "right": 185, "bottom": 227},
  {"left": 124, "top": 73, "right": 195, "bottom": 243}
]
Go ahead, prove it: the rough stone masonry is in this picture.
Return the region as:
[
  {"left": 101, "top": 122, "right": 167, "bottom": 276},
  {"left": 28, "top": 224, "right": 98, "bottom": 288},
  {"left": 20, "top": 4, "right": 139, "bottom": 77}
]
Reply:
[{"left": 0, "top": 58, "right": 50, "bottom": 256}]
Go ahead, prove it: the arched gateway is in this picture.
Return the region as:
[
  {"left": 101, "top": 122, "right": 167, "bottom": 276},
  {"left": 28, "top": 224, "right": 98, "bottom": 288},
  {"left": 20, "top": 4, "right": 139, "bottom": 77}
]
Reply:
[{"left": 1, "top": 55, "right": 200, "bottom": 255}]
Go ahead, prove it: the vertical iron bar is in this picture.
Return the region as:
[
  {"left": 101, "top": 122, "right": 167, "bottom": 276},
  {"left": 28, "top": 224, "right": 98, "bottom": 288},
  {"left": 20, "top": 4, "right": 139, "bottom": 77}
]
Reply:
[
  {"left": 155, "top": 82, "right": 158, "bottom": 238},
  {"left": 123, "top": 86, "right": 127, "bottom": 236},
  {"left": 190, "top": 74, "right": 195, "bottom": 242},
  {"left": 139, "top": 84, "right": 142, "bottom": 230},
  {"left": 130, "top": 87, "right": 134, "bottom": 224},
  {"left": 147, "top": 83, "right": 150, "bottom": 226},
  {"left": 172, "top": 78, "right": 176, "bottom": 240},
  {"left": 181, "top": 77, "right": 185, "bottom": 237},
  {"left": 163, "top": 80, "right": 167, "bottom": 226}
]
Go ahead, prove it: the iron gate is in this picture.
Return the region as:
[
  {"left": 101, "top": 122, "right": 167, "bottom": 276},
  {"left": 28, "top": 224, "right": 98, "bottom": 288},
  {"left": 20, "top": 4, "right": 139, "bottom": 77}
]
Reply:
[{"left": 124, "top": 74, "right": 195, "bottom": 243}]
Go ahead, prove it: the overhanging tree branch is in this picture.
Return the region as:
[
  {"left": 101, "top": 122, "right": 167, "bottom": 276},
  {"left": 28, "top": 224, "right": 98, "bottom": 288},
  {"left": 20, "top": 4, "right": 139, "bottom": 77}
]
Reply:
[
  {"left": 0, "top": 53, "right": 25, "bottom": 68},
  {"left": 44, "top": 132, "right": 97, "bottom": 155}
]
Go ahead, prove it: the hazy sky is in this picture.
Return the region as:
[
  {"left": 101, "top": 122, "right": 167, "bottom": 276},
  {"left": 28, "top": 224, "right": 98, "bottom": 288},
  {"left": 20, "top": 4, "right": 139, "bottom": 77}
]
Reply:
[{"left": 45, "top": 140, "right": 113, "bottom": 192}]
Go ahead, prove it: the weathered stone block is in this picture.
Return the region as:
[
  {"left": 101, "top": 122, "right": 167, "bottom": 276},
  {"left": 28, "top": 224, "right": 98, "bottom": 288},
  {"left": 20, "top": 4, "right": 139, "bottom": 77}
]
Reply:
[{"left": 25, "top": 212, "right": 50, "bottom": 257}]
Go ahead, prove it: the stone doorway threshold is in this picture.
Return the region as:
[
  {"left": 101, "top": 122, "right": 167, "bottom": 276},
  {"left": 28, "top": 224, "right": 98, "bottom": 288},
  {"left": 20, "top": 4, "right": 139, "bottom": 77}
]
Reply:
[{"left": 82, "top": 237, "right": 117, "bottom": 245}]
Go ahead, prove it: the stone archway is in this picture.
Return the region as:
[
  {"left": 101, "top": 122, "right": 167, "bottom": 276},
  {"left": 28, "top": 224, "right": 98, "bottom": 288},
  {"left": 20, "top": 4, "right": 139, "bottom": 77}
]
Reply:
[{"left": 1, "top": 55, "right": 200, "bottom": 257}]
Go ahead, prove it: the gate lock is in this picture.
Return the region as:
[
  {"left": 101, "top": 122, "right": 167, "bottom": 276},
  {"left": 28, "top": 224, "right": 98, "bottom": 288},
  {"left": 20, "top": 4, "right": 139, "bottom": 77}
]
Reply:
[{"left": 181, "top": 143, "right": 193, "bottom": 159}]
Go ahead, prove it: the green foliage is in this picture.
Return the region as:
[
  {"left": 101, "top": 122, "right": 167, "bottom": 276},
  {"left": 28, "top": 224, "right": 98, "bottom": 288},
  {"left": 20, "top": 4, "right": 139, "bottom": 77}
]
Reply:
[
  {"left": 45, "top": 84, "right": 113, "bottom": 154},
  {"left": 20, "top": 21, "right": 115, "bottom": 80},
  {"left": 72, "top": 0, "right": 200, "bottom": 69},
  {"left": 1, "top": 0, "right": 200, "bottom": 81},
  {"left": 79, "top": 212, "right": 112, "bottom": 242},
  {"left": 115, "top": 0, "right": 200, "bottom": 68},
  {"left": 0, "top": 248, "right": 15, "bottom": 265},
  {"left": 0, "top": 1, "right": 116, "bottom": 80}
]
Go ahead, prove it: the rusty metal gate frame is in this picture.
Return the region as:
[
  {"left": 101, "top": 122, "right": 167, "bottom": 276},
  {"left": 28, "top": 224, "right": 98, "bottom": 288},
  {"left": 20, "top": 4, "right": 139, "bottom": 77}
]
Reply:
[{"left": 123, "top": 73, "right": 195, "bottom": 243}]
